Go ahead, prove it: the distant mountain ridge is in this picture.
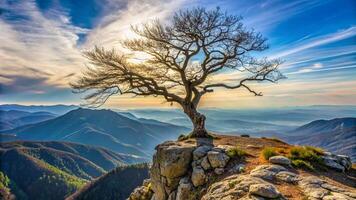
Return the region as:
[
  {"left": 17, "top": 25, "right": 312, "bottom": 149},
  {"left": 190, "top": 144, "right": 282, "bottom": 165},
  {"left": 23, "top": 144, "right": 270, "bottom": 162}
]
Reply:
[
  {"left": 0, "top": 104, "right": 78, "bottom": 115},
  {"left": 284, "top": 117, "right": 356, "bottom": 161},
  {"left": 290, "top": 117, "right": 356, "bottom": 135},
  {"left": 0, "top": 141, "right": 142, "bottom": 200},
  {"left": 0, "top": 110, "right": 57, "bottom": 131},
  {"left": 1, "top": 108, "right": 189, "bottom": 157}
]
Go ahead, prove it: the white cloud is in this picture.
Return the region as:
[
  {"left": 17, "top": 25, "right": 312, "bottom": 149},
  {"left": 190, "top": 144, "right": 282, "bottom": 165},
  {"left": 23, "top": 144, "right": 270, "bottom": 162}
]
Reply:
[
  {"left": 83, "top": 0, "right": 189, "bottom": 49},
  {"left": 0, "top": 0, "right": 88, "bottom": 88},
  {"left": 270, "top": 26, "right": 356, "bottom": 59}
]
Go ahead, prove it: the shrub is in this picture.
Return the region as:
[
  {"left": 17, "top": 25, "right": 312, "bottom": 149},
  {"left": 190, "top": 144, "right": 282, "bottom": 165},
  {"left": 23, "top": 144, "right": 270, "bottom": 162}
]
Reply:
[
  {"left": 228, "top": 181, "right": 237, "bottom": 188},
  {"left": 289, "top": 147, "right": 322, "bottom": 164},
  {"left": 291, "top": 159, "right": 314, "bottom": 170},
  {"left": 288, "top": 146, "right": 324, "bottom": 170},
  {"left": 305, "top": 146, "right": 324, "bottom": 155},
  {"left": 261, "top": 147, "right": 278, "bottom": 160},
  {"left": 240, "top": 134, "right": 250, "bottom": 137},
  {"left": 226, "top": 147, "right": 247, "bottom": 158}
]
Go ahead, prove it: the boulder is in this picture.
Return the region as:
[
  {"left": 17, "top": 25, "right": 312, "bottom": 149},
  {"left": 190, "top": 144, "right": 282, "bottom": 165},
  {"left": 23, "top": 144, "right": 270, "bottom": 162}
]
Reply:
[
  {"left": 176, "top": 177, "right": 193, "bottom": 200},
  {"left": 250, "top": 165, "right": 287, "bottom": 181},
  {"left": 202, "top": 174, "right": 268, "bottom": 200},
  {"left": 322, "top": 156, "right": 345, "bottom": 172},
  {"left": 201, "top": 156, "right": 212, "bottom": 170},
  {"left": 323, "top": 192, "right": 355, "bottom": 200},
  {"left": 167, "top": 191, "right": 176, "bottom": 200},
  {"left": 336, "top": 155, "right": 352, "bottom": 170},
  {"left": 252, "top": 165, "right": 287, "bottom": 173},
  {"left": 191, "top": 166, "right": 207, "bottom": 187},
  {"left": 322, "top": 153, "right": 352, "bottom": 172},
  {"left": 249, "top": 183, "right": 281, "bottom": 198},
  {"left": 150, "top": 153, "right": 168, "bottom": 200},
  {"left": 207, "top": 151, "right": 230, "bottom": 168},
  {"left": 269, "top": 156, "right": 291, "bottom": 166},
  {"left": 193, "top": 145, "right": 212, "bottom": 160},
  {"left": 275, "top": 171, "right": 299, "bottom": 183},
  {"left": 229, "top": 163, "right": 245, "bottom": 173},
  {"left": 157, "top": 142, "right": 195, "bottom": 178},
  {"left": 150, "top": 142, "right": 195, "bottom": 200},
  {"left": 214, "top": 168, "right": 224, "bottom": 175},
  {"left": 298, "top": 175, "right": 356, "bottom": 200}
]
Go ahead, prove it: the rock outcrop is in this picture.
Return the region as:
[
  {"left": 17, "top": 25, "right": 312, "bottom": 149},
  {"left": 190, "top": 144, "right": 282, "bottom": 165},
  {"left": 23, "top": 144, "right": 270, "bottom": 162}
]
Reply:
[
  {"left": 129, "top": 136, "right": 355, "bottom": 200},
  {"left": 322, "top": 152, "right": 352, "bottom": 172}
]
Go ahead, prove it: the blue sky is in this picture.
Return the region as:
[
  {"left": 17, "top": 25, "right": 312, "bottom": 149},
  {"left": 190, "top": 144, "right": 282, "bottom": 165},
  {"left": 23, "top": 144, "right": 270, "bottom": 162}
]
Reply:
[{"left": 0, "top": 0, "right": 355, "bottom": 108}]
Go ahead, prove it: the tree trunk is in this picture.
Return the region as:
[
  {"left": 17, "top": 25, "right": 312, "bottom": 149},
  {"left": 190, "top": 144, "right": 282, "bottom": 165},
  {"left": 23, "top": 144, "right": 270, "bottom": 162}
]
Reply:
[{"left": 183, "top": 103, "right": 208, "bottom": 137}]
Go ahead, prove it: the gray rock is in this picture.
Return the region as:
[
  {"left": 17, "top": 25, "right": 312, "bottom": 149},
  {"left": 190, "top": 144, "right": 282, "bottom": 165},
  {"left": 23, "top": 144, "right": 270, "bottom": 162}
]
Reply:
[
  {"left": 193, "top": 145, "right": 212, "bottom": 160},
  {"left": 229, "top": 164, "right": 245, "bottom": 173},
  {"left": 191, "top": 166, "right": 207, "bottom": 187},
  {"left": 299, "top": 175, "right": 356, "bottom": 200},
  {"left": 176, "top": 178, "right": 193, "bottom": 200},
  {"left": 269, "top": 156, "right": 291, "bottom": 166},
  {"left": 207, "top": 151, "right": 230, "bottom": 168},
  {"left": 201, "top": 175, "right": 267, "bottom": 200},
  {"left": 150, "top": 142, "right": 195, "bottom": 200},
  {"left": 249, "top": 183, "right": 281, "bottom": 198},
  {"left": 336, "top": 155, "right": 352, "bottom": 170},
  {"left": 201, "top": 156, "right": 212, "bottom": 170},
  {"left": 250, "top": 169, "right": 275, "bottom": 180},
  {"left": 322, "top": 156, "right": 345, "bottom": 172},
  {"left": 167, "top": 191, "right": 176, "bottom": 200},
  {"left": 214, "top": 168, "right": 224, "bottom": 175},
  {"left": 252, "top": 165, "right": 287, "bottom": 173},
  {"left": 323, "top": 192, "right": 355, "bottom": 200},
  {"left": 250, "top": 165, "right": 287, "bottom": 180},
  {"left": 157, "top": 142, "right": 195, "bottom": 178},
  {"left": 275, "top": 171, "right": 299, "bottom": 183}
]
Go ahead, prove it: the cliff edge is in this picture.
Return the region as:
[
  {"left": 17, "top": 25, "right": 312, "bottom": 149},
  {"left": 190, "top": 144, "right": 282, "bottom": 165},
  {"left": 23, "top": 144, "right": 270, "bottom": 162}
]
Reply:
[{"left": 129, "top": 135, "right": 356, "bottom": 200}]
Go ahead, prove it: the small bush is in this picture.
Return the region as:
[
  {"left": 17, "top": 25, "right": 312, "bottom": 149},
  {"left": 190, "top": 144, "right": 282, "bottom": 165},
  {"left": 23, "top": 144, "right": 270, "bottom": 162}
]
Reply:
[
  {"left": 289, "top": 147, "right": 322, "bottom": 164},
  {"left": 305, "top": 146, "right": 324, "bottom": 155},
  {"left": 226, "top": 147, "right": 247, "bottom": 158},
  {"left": 240, "top": 134, "right": 250, "bottom": 137},
  {"left": 291, "top": 159, "right": 314, "bottom": 171},
  {"left": 288, "top": 146, "right": 324, "bottom": 170},
  {"left": 261, "top": 147, "right": 278, "bottom": 160},
  {"left": 228, "top": 181, "right": 237, "bottom": 188}
]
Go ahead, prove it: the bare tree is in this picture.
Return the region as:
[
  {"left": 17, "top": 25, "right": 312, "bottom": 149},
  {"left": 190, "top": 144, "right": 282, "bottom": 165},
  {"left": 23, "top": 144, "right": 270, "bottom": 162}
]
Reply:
[{"left": 71, "top": 7, "right": 285, "bottom": 137}]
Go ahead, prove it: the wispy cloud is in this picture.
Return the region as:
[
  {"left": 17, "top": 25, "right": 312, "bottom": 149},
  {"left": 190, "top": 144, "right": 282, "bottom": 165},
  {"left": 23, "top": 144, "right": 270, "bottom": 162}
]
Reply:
[
  {"left": 270, "top": 26, "right": 356, "bottom": 59},
  {"left": 0, "top": 0, "right": 87, "bottom": 89},
  {"left": 0, "top": 0, "right": 355, "bottom": 107},
  {"left": 83, "top": 0, "right": 188, "bottom": 49}
]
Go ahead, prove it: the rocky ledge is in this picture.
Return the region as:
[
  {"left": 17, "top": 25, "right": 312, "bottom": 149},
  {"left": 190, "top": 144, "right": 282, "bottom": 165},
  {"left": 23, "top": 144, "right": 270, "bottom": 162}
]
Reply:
[{"left": 129, "top": 136, "right": 355, "bottom": 200}]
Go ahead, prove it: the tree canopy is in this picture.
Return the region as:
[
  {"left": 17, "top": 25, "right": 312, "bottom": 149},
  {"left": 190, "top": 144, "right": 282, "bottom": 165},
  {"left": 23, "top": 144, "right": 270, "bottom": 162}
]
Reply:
[{"left": 72, "top": 7, "right": 285, "bottom": 137}]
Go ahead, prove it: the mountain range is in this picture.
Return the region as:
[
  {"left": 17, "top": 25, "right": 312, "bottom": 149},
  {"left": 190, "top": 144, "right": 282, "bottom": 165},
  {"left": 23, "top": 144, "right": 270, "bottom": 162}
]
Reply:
[
  {"left": 0, "top": 104, "right": 355, "bottom": 200},
  {"left": 0, "top": 141, "right": 142, "bottom": 200},
  {"left": 0, "top": 108, "right": 189, "bottom": 157},
  {"left": 0, "top": 110, "right": 57, "bottom": 131},
  {"left": 284, "top": 117, "right": 356, "bottom": 161},
  {"left": 0, "top": 104, "right": 78, "bottom": 115}
]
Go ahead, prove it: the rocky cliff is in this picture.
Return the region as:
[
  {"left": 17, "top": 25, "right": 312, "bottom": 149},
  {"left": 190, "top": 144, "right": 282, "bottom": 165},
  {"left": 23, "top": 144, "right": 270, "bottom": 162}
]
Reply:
[{"left": 129, "top": 135, "right": 356, "bottom": 200}]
